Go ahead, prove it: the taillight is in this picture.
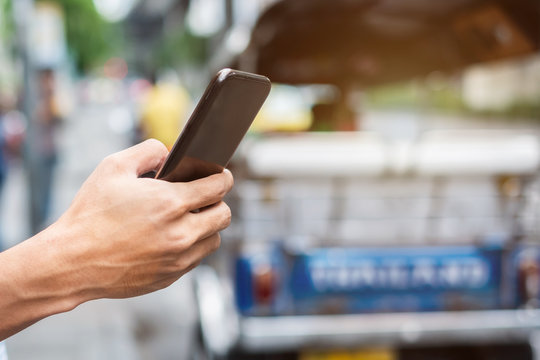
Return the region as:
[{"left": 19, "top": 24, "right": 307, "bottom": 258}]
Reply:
[
  {"left": 253, "top": 263, "right": 276, "bottom": 304},
  {"left": 518, "top": 256, "right": 540, "bottom": 306}
]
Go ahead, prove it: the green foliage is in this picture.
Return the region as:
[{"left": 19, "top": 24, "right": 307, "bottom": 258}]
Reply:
[
  {"left": 365, "top": 80, "right": 467, "bottom": 113},
  {"left": 0, "top": 0, "right": 13, "bottom": 40},
  {"left": 365, "top": 83, "right": 421, "bottom": 110},
  {"left": 472, "top": 101, "right": 540, "bottom": 121},
  {"left": 365, "top": 79, "right": 540, "bottom": 121},
  {"left": 153, "top": 25, "right": 209, "bottom": 69},
  {"left": 46, "top": 0, "right": 122, "bottom": 72}
]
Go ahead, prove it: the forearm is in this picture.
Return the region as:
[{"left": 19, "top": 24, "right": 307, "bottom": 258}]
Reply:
[{"left": 0, "top": 222, "right": 90, "bottom": 341}]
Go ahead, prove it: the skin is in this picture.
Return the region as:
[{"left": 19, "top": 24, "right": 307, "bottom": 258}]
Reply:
[{"left": 0, "top": 139, "right": 234, "bottom": 341}]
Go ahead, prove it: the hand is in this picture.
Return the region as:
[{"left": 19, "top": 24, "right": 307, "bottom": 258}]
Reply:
[
  {"left": 0, "top": 139, "right": 234, "bottom": 340},
  {"left": 52, "top": 139, "right": 234, "bottom": 300}
]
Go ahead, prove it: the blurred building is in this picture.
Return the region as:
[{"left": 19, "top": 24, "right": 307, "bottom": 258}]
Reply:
[{"left": 127, "top": 0, "right": 279, "bottom": 75}]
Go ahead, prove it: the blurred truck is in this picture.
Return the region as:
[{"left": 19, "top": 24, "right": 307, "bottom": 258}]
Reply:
[
  {"left": 190, "top": 0, "right": 540, "bottom": 359},
  {"left": 193, "top": 131, "right": 540, "bottom": 359}
]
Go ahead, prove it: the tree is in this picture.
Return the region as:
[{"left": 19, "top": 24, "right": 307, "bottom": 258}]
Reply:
[{"left": 47, "top": 0, "right": 122, "bottom": 72}]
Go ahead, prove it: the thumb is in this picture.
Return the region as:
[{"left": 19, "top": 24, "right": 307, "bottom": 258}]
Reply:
[{"left": 114, "top": 139, "right": 169, "bottom": 177}]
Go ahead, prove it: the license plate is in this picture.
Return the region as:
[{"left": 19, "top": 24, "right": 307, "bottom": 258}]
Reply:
[
  {"left": 300, "top": 348, "right": 396, "bottom": 360},
  {"left": 290, "top": 246, "right": 501, "bottom": 300}
]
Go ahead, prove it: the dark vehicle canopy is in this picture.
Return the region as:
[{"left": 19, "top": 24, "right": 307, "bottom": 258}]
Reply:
[{"left": 237, "top": 0, "right": 540, "bottom": 86}]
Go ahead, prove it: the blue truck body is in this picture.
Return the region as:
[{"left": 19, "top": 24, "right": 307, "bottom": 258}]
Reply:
[{"left": 234, "top": 244, "right": 540, "bottom": 316}]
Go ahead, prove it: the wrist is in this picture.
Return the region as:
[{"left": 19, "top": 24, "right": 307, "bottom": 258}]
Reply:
[
  {"left": 31, "top": 219, "right": 96, "bottom": 308},
  {"left": 0, "top": 222, "right": 90, "bottom": 340}
]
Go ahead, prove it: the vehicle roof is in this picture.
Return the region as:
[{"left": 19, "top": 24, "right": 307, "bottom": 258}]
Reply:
[{"left": 237, "top": 0, "right": 540, "bottom": 86}]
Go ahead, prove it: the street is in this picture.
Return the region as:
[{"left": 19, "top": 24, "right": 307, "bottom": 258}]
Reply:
[
  {"left": 2, "top": 83, "right": 539, "bottom": 360},
  {"left": 3, "top": 97, "right": 198, "bottom": 360}
]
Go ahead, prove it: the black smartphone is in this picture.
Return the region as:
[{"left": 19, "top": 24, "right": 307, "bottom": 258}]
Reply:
[{"left": 155, "top": 69, "right": 271, "bottom": 182}]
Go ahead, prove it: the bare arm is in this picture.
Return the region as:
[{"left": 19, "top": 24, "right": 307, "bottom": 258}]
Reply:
[{"left": 0, "top": 139, "right": 233, "bottom": 341}]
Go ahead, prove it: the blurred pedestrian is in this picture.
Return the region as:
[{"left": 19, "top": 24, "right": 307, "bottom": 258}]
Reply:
[
  {"left": 0, "top": 105, "right": 8, "bottom": 252},
  {"left": 25, "top": 68, "right": 63, "bottom": 234},
  {"left": 309, "top": 95, "right": 356, "bottom": 132},
  {"left": 139, "top": 71, "right": 191, "bottom": 149},
  {"left": 0, "top": 94, "right": 26, "bottom": 251}
]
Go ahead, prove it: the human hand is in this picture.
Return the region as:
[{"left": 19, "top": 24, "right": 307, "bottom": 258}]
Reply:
[
  {"left": 0, "top": 139, "right": 234, "bottom": 340},
  {"left": 51, "top": 139, "right": 233, "bottom": 300}
]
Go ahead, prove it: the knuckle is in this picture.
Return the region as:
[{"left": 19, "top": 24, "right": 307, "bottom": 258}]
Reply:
[
  {"left": 216, "top": 173, "right": 234, "bottom": 198},
  {"left": 145, "top": 139, "right": 168, "bottom": 157},
  {"left": 224, "top": 175, "right": 234, "bottom": 195},
  {"left": 210, "top": 233, "right": 222, "bottom": 252},
  {"left": 227, "top": 170, "right": 235, "bottom": 188},
  {"left": 162, "top": 193, "right": 179, "bottom": 210},
  {"left": 177, "top": 195, "right": 191, "bottom": 214},
  {"left": 221, "top": 203, "right": 232, "bottom": 227},
  {"left": 170, "top": 230, "right": 195, "bottom": 252},
  {"left": 101, "top": 153, "right": 123, "bottom": 172},
  {"left": 174, "top": 257, "right": 192, "bottom": 272},
  {"left": 172, "top": 185, "right": 191, "bottom": 212},
  {"left": 160, "top": 191, "right": 188, "bottom": 217}
]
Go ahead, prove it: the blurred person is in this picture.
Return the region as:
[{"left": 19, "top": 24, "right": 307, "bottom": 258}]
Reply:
[
  {"left": 334, "top": 94, "right": 357, "bottom": 131},
  {"left": 0, "top": 139, "right": 233, "bottom": 343},
  {"left": 309, "top": 96, "right": 356, "bottom": 132},
  {"left": 310, "top": 103, "right": 335, "bottom": 132},
  {"left": 25, "top": 68, "right": 63, "bottom": 234},
  {"left": 0, "top": 95, "right": 26, "bottom": 252},
  {"left": 0, "top": 101, "right": 10, "bottom": 252},
  {"left": 139, "top": 71, "right": 191, "bottom": 149}
]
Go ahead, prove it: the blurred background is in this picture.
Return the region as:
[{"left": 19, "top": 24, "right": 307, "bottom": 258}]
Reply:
[{"left": 1, "top": 0, "right": 540, "bottom": 359}]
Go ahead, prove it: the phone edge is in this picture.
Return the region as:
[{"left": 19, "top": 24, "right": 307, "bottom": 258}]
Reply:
[{"left": 155, "top": 69, "right": 270, "bottom": 180}]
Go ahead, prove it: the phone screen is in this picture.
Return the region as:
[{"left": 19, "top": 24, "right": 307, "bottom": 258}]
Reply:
[{"left": 156, "top": 69, "right": 271, "bottom": 182}]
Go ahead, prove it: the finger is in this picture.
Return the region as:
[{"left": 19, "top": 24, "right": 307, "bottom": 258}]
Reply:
[
  {"left": 153, "top": 260, "right": 201, "bottom": 291},
  {"left": 111, "top": 139, "right": 169, "bottom": 177},
  {"left": 175, "top": 233, "right": 221, "bottom": 272},
  {"left": 171, "top": 170, "right": 234, "bottom": 211},
  {"left": 179, "top": 201, "right": 231, "bottom": 243},
  {"left": 154, "top": 234, "right": 221, "bottom": 290}
]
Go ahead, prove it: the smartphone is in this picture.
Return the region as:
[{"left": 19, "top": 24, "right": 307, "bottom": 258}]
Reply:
[{"left": 155, "top": 69, "right": 271, "bottom": 182}]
